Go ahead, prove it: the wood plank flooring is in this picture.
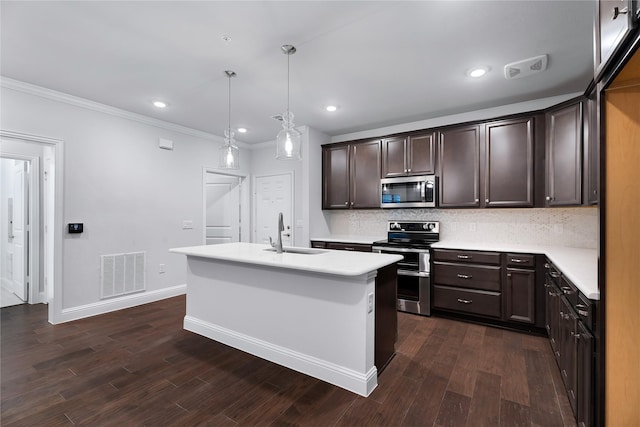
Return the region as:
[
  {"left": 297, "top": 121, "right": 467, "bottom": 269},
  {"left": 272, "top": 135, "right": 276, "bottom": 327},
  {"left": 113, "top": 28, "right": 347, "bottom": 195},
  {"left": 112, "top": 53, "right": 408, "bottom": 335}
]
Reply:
[{"left": 1, "top": 296, "right": 576, "bottom": 426}]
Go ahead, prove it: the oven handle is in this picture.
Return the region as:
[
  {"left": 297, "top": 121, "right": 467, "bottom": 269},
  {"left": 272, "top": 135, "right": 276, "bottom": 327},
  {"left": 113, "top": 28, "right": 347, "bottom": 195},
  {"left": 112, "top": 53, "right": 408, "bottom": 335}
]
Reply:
[
  {"left": 398, "top": 269, "right": 430, "bottom": 278},
  {"left": 373, "top": 246, "right": 430, "bottom": 254}
]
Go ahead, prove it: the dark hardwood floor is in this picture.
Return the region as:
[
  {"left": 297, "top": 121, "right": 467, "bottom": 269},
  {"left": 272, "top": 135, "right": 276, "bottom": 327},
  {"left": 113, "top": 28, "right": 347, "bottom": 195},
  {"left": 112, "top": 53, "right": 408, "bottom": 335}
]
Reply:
[{"left": 1, "top": 296, "right": 576, "bottom": 426}]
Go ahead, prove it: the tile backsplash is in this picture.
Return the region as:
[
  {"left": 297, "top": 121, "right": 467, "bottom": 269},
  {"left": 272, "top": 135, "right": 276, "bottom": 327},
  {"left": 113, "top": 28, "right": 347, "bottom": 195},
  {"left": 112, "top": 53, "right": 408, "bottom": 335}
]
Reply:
[{"left": 325, "top": 207, "right": 598, "bottom": 249}]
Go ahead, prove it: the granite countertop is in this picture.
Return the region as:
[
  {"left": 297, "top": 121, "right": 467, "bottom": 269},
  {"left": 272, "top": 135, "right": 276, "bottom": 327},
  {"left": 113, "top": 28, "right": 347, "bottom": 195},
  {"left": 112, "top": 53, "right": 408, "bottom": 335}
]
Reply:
[
  {"left": 431, "top": 241, "right": 599, "bottom": 300},
  {"left": 170, "top": 242, "right": 402, "bottom": 277}
]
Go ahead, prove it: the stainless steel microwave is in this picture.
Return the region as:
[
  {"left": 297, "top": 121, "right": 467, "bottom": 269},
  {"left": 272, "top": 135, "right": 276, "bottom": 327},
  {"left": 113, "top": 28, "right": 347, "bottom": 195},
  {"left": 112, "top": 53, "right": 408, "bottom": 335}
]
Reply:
[{"left": 381, "top": 175, "right": 437, "bottom": 208}]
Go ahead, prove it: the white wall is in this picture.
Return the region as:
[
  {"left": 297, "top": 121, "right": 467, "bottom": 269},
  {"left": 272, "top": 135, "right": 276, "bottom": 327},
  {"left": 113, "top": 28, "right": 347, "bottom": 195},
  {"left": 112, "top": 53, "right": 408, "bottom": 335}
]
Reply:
[{"left": 1, "top": 84, "right": 251, "bottom": 314}]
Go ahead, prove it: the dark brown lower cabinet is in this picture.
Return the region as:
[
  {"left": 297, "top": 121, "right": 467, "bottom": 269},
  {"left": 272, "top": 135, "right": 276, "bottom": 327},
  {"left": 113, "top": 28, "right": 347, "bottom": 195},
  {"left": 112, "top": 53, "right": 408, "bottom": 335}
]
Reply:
[
  {"left": 545, "top": 259, "right": 595, "bottom": 427},
  {"left": 503, "top": 268, "right": 535, "bottom": 324},
  {"left": 375, "top": 263, "right": 397, "bottom": 373}
]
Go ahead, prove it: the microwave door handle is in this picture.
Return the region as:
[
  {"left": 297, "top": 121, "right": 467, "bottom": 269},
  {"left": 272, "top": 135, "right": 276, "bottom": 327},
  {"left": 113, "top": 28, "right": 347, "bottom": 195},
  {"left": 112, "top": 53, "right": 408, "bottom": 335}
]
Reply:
[{"left": 420, "top": 181, "right": 425, "bottom": 199}]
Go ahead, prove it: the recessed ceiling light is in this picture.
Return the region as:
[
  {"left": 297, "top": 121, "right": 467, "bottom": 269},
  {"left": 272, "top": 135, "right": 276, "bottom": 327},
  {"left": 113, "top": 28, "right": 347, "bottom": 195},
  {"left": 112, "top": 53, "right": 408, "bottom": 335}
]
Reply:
[
  {"left": 467, "top": 67, "right": 489, "bottom": 78},
  {"left": 237, "top": 127, "right": 247, "bottom": 133},
  {"left": 325, "top": 105, "right": 338, "bottom": 112},
  {"left": 153, "top": 101, "right": 167, "bottom": 108}
]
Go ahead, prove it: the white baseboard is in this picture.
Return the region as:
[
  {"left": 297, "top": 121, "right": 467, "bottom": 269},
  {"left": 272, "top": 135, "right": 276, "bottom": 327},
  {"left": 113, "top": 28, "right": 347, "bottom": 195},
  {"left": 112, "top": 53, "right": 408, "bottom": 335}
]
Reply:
[
  {"left": 57, "top": 284, "right": 186, "bottom": 323},
  {"left": 184, "top": 315, "right": 377, "bottom": 397}
]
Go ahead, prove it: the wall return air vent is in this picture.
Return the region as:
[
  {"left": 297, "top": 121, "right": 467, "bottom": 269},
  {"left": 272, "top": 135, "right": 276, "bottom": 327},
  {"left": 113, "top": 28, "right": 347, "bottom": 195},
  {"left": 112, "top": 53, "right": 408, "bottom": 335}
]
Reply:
[
  {"left": 100, "top": 251, "right": 146, "bottom": 299},
  {"left": 504, "top": 54, "right": 548, "bottom": 80}
]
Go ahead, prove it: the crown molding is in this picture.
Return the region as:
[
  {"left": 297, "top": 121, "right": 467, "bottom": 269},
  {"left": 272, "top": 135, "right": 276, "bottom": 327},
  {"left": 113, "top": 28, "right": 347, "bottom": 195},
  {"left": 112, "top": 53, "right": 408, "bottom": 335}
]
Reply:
[{"left": 1, "top": 77, "right": 250, "bottom": 149}]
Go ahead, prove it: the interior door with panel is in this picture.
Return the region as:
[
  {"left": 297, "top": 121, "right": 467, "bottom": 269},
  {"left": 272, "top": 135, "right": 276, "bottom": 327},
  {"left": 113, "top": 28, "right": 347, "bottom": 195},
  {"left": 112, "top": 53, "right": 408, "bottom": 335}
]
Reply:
[
  {"left": 438, "top": 125, "right": 480, "bottom": 207},
  {"left": 254, "top": 173, "right": 293, "bottom": 246},
  {"left": 4, "top": 159, "right": 29, "bottom": 301},
  {"left": 205, "top": 173, "right": 241, "bottom": 245}
]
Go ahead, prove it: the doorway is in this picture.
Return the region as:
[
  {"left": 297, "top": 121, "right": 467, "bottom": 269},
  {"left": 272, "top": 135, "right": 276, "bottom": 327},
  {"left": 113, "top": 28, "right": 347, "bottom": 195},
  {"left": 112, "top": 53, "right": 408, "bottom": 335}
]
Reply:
[
  {"left": 1, "top": 130, "right": 61, "bottom": 324},
  {"left": 203, "top": 171, "right": 243, "bottom": 245},
  {"left": 253, "top": 172, "right": 293, "bottom": 246}
]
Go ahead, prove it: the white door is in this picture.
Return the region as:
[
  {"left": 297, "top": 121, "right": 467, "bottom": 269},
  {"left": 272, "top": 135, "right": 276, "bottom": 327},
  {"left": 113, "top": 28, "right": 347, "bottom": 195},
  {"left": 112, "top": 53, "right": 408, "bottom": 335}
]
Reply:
[
  {"left": 205, "top": 173, "right": 241, "bottom": 245},
  {"left": 254, "top": 173, "right": 293, "bottom": 246},
  {"left": 6, "top": 160, "right": 29, "bottom": 301}
]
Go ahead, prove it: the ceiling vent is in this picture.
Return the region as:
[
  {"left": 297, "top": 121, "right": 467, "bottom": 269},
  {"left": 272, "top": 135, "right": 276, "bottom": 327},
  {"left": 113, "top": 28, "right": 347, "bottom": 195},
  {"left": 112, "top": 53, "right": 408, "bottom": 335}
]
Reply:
[{"left": 504, "top": 54, "right": 548, "bottom": 80}]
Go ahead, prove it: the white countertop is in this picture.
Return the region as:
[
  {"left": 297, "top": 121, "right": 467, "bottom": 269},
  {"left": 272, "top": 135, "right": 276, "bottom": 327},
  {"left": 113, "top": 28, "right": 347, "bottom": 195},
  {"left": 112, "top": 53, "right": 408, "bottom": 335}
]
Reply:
[
  {"left": 310, "top": 235, "right": 386, "bottom": 245},
  {"left": 432, "top": 241, "right": 599, "bottom": 300},
  {"left": 170, "top": 242, "right": 402, "bottom": 277}
]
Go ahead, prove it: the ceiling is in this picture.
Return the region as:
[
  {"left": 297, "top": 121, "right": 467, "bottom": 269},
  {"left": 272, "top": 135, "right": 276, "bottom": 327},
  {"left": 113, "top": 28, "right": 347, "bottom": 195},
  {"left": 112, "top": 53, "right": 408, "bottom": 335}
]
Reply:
[{"left": 1, "top": 1, "right": 595, "bottom": 145}]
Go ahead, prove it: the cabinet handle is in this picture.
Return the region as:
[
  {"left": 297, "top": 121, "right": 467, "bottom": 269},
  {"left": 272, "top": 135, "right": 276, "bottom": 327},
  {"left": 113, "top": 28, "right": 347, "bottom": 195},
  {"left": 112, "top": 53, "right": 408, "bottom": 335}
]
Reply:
[
  {"left": 544, "top": 263, "right": 550, "bottom": 269},
  {"left": 510, "top": 258, "right": 525, "bottom": 263},
  {"left": 571, "top": 331, "right": 581, "bottom": 342},
  {"left": 577, "top": 309, "right": 589, "bottom": 317},
  {"left": 404, "top": 169, "right": 408, "bottom": 173},
  {"left": 343, "top": 247, "right": 354, "bottom": 251},
  {"left": 457, "top": 298, "right": 473, "bottom": 304},
  {"left": 350, "top": 202, "right": 354, "bottom": 207},
  {"left": 407, "top": 168, "right": 411, "bottom": 172},
  {"left": 550, "top": 271, "right": 560, "bottom": 278},
  {"left": 593, "top": 190, "right": 598, "bottom": 195},
  {"left": 485, "top": 198, "right": 489, "bottom": 203},
  {"left": 507, "top": 273, "right": 512, "bottom": 278},
  {"left": 344, "top": 201, "right": 348, "bottom": 205},
  {"left": 475, "top": 198, "right": 479, "bottom": 203},
  {"left": 561, "top": 286, "right": 575, "bottom": 295},
  {"left": 457, "top": 274, "right": 472, "bottom": 279},
  {"left": 546, "top": 196, "right": 553, "bottom": 201},
  {"left": 612, "top": 6, "right": 628, "bottom": 20},
  {"left": 457, "top": 255, "right": 472, "bottom": 260}
]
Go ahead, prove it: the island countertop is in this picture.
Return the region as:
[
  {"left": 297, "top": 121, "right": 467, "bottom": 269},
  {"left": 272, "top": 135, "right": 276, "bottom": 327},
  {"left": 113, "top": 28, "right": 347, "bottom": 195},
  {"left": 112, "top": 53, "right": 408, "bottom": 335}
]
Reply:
[{"left": 170, "top": 242, "right": 402, "bottom": 277}]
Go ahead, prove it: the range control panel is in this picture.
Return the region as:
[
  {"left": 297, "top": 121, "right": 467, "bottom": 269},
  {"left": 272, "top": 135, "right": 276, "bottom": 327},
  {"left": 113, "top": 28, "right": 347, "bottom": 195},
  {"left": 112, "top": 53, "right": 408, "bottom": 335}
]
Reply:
[{"left": 387, "top": 221, "right": 439, "bottom": 234}]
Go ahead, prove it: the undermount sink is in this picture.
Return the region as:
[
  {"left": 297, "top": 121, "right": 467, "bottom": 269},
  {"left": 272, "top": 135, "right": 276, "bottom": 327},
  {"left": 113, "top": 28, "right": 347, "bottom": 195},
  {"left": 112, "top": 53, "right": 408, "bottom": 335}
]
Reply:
[{"left": 263, "top": 247, "right": 326, "bottom": 255}]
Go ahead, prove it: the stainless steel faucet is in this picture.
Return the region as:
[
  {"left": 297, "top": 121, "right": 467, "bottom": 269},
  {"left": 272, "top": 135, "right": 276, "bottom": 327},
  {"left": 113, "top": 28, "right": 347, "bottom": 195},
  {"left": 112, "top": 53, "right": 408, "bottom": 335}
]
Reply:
[{"left": 269, "top": 212, "right": 285, "bottom": 253}]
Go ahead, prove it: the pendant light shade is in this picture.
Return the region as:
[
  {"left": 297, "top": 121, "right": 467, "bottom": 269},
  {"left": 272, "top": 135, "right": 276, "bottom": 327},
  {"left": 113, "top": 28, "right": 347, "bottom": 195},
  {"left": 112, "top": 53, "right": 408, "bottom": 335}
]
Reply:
[
  {"left": 219, "top": 70, "right": 239, "bottom": 169},
  {"left": 276, "top": 45, "right": 302, "bottom": 160}
]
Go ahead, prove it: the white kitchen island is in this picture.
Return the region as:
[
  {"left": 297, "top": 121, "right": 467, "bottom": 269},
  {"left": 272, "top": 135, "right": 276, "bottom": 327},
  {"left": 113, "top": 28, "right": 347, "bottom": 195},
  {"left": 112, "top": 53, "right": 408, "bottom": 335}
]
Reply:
[{"left": 169, "top": 242, "right": 402, "bottom": 397}]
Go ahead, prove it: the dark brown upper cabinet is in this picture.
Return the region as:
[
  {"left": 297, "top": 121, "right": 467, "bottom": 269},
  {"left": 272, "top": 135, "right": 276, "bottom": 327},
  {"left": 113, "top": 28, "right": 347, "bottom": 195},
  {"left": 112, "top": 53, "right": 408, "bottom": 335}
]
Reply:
[
  {"left": 438, "top": 125, "right": 481, "bottom": 208},
  {"left": 595, "top": 0, "right": 636, "bottom": 80},
  {"left": 546, "top": 102, "right": 583, "bottom": 206},
  {"left": 584, "top": 90, "right": 599, "bottom": 205},
  {"left": 381, "top": 132, "right": 436, "bottom": 178},
  {"left": 322, "top": 140, "right": 381, "bottom": 209},
  {"left": 484, "top": 118, "right": 535, "bottom": 207}
]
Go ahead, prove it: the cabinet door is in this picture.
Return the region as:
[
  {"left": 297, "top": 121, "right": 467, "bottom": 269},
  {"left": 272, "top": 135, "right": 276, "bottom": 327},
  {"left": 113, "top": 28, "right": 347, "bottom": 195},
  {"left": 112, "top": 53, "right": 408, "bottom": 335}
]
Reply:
[
  {"left": 560, "top": 297, "right": 578, "bottom": 416},
  {"left": 577, "top": 321, "right": 594, "bottom": 427},
  {"left": 485, "top": 118, "right": 534, "bottom": 207},
  {"left": 504, "top": 268, "right": 535, "bottom": 324},
  {"left": 351, "top": 140, "right": 381, "bottom": 208},
  {"left": 584, "top": 91, "right": 599, "bottom": 205},
  {"left": 322, "top": 145, "right": 350, "bottom": 209},
  {"left": 546, "top": 103, "right": 583, "bottom": 206},
  {"left": 545, "top": 279, "right": 561, "bottom": 355},
  {"left": 407, "top": 132, "right": 436, "bottom": 175},
  {"left": 381, "top": 137, "right": 407, "bottom": 178},
  {"left": 595, "top": 0, "right": 635, "bottom": 78},
  {"left": 439, "top": 125, "right": 480, "bottom": 207}
]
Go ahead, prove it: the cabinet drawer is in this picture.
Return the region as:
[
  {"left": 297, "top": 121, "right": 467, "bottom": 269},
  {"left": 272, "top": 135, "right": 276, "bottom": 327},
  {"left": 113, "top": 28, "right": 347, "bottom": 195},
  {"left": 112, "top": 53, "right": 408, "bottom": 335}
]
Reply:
[
  {"left": 433, "top": 285, "right": 501, "bottom": 318},
  {"left": 576, "top": 292, "right": 594, "bottom": 333},
  {"left": 506, "top": 253, "right": 535, "bottom": 268},
  {"left": 433, "top": 262, "right": 501, "bottom": 291},
  {"left": 326, "top": 242, "right": 372, "bottom": 252},
  {"left": 432, "top": 249, "right": 501, "bottom": 265}
]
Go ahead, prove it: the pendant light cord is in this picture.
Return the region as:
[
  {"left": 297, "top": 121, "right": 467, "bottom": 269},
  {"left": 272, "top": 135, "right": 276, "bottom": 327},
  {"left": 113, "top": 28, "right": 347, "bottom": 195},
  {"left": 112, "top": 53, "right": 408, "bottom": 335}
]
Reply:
[
  {"left": 286, "top": 52, "right": 290, "bottom": 116},
  {"left": 228, "top": 74, "right": 231, "bottom": 138}
]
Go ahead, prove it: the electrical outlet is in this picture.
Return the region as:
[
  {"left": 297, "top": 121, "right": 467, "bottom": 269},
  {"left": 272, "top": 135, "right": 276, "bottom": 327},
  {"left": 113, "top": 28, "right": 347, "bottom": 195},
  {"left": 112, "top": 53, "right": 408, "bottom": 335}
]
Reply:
[
  {"left": 159, "top": 264, "right": 165, "bottom": 274},
  {"left": 182, "top": 220, "right": 193, "bottom": 229},
  {"left": 368, "top": 292, "right": 374, "bottom": 313}
]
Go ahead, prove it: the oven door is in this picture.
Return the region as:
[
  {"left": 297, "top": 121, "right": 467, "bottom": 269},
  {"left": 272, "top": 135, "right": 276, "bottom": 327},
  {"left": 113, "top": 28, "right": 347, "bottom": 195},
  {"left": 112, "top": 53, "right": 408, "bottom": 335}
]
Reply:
[{"left": 397, "top": 270, "right": 430, "bottom": 316}]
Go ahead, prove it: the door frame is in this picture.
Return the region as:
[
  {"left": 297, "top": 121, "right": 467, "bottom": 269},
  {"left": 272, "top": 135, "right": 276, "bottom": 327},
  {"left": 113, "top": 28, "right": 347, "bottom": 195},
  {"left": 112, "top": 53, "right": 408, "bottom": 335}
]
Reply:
[
  {"left": 252, "top": 171, "right": 295, "bottom": 244},
  {"left": 0, "top": 130, "right": 63, "bottom": 324},
  {"left": 201, "top": 167, "right": 247, "bottom": 245},
  {"left": 1, "top": 155, "right": 40, "bottom": 303}
]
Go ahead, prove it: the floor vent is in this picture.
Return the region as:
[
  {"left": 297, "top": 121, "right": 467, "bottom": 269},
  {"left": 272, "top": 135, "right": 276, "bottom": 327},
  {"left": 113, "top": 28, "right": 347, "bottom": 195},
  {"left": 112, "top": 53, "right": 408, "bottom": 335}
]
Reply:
[{"left": 100, "top": 252, "right": 145, "bottom": 299}]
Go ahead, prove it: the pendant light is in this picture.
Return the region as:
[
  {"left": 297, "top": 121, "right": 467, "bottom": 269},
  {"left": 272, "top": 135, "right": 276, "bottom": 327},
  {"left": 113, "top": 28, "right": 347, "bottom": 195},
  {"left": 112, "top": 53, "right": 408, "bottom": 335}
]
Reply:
[
  {"left": 276, "top": 45, "right": 302, "bottom": 160},
  {"left": 219, "top": 70, "right": 240, "bottom": 169}
]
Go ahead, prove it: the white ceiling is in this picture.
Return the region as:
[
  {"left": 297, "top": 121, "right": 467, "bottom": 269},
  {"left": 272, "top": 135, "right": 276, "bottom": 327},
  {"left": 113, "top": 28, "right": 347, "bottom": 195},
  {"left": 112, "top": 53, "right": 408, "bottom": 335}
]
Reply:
[{"left": 1, "top": 1, "right": 595, "bottom": 144}]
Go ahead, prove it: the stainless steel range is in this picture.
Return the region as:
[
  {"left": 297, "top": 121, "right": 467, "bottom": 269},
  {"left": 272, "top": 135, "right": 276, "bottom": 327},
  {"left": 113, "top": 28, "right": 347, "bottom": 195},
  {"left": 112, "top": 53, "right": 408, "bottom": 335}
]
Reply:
[{"left": 373, "top": 221, "right": 439, "bottom": 316}]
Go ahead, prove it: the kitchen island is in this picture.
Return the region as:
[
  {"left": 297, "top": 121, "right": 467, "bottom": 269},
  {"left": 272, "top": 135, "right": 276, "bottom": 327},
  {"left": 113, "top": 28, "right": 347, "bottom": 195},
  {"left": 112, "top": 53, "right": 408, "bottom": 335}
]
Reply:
[{"left": 169, "top": 242, "right": 402, "bottom": 397}]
